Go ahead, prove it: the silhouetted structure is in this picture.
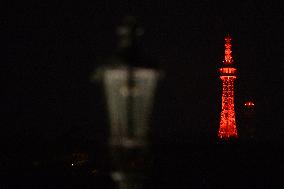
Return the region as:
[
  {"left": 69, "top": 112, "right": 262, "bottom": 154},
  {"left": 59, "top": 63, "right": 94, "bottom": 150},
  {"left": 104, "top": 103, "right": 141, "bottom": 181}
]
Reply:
[{"left": 239, "top": 101, "right": 256, "bottom": 140}]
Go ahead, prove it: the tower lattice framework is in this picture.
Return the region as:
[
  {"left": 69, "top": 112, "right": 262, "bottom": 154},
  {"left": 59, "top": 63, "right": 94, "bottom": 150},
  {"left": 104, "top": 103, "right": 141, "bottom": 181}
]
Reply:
[{"left": 218, "top": 35, "right": 238, "bottom": 139}]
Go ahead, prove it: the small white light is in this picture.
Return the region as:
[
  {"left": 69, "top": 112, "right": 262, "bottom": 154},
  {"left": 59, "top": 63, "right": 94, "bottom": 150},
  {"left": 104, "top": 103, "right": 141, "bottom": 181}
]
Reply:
[{"left": 71, "top": 163, "right": 74, "bottom": 166}]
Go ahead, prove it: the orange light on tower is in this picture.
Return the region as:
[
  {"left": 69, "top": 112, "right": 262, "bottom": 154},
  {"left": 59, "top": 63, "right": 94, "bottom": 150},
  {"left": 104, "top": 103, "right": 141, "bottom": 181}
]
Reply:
[{"left": 218, "top": 35, "right": 238, "bottom": 140}]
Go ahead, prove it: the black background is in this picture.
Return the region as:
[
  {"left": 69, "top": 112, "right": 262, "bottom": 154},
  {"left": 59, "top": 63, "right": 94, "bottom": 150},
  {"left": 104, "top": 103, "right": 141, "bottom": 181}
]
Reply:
[
  {"left": 6, "top": 1, "right": 283, "bottom": 142},
  {"left": 2, "top": 1, "right": 284, "bottom": 187}
]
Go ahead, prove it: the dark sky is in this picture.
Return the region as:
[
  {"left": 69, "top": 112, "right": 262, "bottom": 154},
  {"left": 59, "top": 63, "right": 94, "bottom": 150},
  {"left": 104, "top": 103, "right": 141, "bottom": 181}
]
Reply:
[{"left": 4, "top": 1, "right": 284, "bottom": 147}]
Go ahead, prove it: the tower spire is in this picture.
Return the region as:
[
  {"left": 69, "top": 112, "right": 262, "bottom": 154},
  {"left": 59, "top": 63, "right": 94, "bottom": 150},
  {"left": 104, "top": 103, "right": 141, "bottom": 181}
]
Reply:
[{"left": 224, "top": 35, "right": 233, "bottom": 64}]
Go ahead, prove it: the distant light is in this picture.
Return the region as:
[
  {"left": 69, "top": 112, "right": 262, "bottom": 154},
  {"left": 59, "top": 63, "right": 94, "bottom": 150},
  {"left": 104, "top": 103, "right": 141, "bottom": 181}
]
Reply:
[
  {"left": 71, "top": 163, "right": 74, "bottom": 166},
  {"left": 244, "top": 101, "right": 255, "bottom": 106}
]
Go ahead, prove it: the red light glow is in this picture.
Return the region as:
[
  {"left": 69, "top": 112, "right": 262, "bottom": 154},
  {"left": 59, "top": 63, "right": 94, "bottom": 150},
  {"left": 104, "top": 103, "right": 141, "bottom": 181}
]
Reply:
[
  {"left": 218, "top": 35, "right": 238, "bottom": 140},
  {"left": 220, "top": 67, "right": 236, "bottom": 75},
  {"left": 224, "top": 35, "right": 233, "bottom": 64},
  {"left": 244, "top": 101, "right": 255, "bottom": 106}
]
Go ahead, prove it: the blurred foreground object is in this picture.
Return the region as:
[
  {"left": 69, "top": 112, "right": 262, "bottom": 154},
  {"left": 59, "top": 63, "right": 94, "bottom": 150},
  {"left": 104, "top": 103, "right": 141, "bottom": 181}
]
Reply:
[{"left": 93, "top": 16, "right": 163, "bottom": 189}]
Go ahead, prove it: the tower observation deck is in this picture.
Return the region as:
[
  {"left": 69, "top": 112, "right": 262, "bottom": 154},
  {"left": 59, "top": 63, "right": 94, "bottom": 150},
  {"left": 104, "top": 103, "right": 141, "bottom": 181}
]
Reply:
[{"left": 218, "top": 35, "right": 238, "bottom": 140}]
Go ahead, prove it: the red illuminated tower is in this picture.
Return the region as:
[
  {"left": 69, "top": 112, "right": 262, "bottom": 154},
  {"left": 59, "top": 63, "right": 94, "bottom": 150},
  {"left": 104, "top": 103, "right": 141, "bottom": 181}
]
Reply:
[{"left": 218, "top": 35, "right": 238, "bottom": 140}]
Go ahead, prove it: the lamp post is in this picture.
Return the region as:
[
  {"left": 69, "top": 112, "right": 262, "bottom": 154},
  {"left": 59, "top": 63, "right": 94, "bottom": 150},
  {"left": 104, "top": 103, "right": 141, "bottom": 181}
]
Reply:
[{"left": 93, "top": 16, "right": 163, "bottom": 189}]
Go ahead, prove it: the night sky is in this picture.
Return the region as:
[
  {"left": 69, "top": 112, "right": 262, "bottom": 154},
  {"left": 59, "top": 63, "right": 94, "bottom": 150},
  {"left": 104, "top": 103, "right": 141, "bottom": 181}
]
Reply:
[{"left": 5, "top": 1, "right": 284, "bottom": 150}]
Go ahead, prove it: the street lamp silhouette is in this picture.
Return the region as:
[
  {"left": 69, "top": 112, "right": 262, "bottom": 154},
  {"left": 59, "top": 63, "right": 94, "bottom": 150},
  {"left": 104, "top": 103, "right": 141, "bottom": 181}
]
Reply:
[{"left": 93, "top": 16, "right": 163, "bottom": 189}]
